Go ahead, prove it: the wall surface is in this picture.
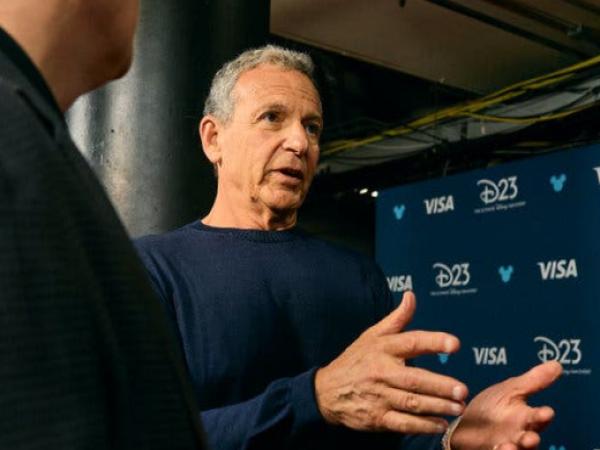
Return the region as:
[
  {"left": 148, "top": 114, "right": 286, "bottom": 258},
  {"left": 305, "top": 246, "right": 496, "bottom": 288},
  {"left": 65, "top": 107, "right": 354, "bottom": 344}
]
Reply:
[{"left": 377, "top": 144, "right": 600, "bottom": 449}]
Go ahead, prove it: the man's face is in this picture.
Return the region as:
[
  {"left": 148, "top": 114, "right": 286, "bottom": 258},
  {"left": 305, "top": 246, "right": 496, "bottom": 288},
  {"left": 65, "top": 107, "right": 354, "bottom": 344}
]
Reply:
[{"left": 216, "top": 64, "right": 323, "bottom": 217}]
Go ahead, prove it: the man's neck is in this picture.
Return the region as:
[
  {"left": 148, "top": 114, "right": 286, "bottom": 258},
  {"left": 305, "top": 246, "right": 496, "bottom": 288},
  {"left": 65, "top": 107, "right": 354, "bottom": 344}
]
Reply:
[{"left": 202, "top": 194, "right": 297, "bottom": 231}]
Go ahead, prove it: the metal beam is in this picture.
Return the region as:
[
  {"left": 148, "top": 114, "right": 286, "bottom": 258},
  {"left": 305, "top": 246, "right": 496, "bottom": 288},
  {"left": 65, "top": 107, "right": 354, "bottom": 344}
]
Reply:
[{"left": 424, "top": 0, "right": 591, "bottom": 59}]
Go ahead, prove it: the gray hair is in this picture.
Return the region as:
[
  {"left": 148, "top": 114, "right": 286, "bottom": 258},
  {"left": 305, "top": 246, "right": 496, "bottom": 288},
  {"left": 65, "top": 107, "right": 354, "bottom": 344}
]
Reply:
[{"left": 203, "top": 45, "right": 317, "bottom": 121}]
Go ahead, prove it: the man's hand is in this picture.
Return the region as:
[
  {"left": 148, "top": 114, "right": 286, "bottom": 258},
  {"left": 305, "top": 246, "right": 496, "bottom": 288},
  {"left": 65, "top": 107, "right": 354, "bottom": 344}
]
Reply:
[
  {"left": 451, "top": 361, "right": 562, "bottom": 450},
  {"left": 314, "top": 291, "right": 468, "bottom": 434}
]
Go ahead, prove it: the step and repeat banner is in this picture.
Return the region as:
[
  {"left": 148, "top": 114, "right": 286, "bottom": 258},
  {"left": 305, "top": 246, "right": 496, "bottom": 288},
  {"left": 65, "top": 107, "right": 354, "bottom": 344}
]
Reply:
[{"left": 376, "top": 143, "right": 600, "bottom": 450}]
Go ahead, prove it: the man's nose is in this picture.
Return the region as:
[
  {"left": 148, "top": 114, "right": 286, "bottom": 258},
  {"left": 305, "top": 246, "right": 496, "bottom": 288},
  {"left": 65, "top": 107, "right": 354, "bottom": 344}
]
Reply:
[{"left": 283, "top": 122, "right": 309, "bottom": 156}]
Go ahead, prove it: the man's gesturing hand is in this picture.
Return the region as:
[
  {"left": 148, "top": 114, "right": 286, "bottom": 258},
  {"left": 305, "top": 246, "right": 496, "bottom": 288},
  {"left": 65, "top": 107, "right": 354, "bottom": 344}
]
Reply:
[
  {"left": 451, "top": 361, "right": 562, "bottom": 450},
  {"left": 314, "top": 291, "right": 468, "bottom": 434}
]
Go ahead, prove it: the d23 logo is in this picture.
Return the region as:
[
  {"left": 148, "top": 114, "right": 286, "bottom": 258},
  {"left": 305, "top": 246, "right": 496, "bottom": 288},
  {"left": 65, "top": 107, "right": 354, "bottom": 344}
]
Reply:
[
  {"left": 433, "top": 263, "right": 470, "bottom": 288},
  {"left": 534, "top": 336, "right": 582, "bottom": 365},
  {"left": 477, "top": 176, "right": 518, "bottom": 205}
]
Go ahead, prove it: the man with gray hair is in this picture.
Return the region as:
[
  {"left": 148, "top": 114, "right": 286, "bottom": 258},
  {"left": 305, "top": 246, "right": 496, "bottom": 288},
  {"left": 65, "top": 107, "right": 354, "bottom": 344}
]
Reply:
[{"left": 136, "top": 44, "right": 561, "bottom": 450}]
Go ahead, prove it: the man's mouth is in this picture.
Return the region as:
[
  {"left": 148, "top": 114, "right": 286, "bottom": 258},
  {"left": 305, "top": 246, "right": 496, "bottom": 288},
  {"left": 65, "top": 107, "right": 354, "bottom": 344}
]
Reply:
[{"left": 275, "top": 168, "right": 304, "bottom": 181}]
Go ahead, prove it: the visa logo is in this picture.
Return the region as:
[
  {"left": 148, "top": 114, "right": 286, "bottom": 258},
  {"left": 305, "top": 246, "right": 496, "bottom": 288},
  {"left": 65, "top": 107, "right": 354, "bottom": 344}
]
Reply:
[
  {"left": 537, "top": 259, "right": 578, "bottom": 280},
  {"left": 386, "top": 275, "right": 413, "bottom": 292},
  {"left": 473, "top": 347, "right": 507, "bottom": 365},
  {"left": 424, "top": 195, "right": 454, "bottom": 215}
]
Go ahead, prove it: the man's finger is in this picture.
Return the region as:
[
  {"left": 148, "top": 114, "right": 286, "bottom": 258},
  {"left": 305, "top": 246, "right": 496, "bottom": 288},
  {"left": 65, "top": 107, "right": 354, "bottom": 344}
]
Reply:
[
  {"left": 385, "top": 365, "right": 468, "bottom": 401},
  {"left": 382, "top": 330, "right": 460, "bottom": 359},
  {"left": 380, "top": 411, "right": 448, "bottom": 434},
  {"left": 516, "top": 430, "right": 541, "bottom": 449},
  {"left": 368, "top": 291, "right": 416, "bottom": 337},
  {"left": 528, "top": 406, "right": 555, "bottom": 432},
  {"left": 495, "top": 444, "right": 517, "bottom": 450},
  {"left": 383, "top": 386, "right": 465, "bottom": 417},
  {"left": 508, "top": 361, "right": 562, "bottom": 397}
]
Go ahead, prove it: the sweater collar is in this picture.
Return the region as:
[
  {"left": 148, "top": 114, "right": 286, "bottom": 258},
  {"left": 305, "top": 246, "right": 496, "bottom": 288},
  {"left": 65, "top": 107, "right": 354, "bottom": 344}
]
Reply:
[{"left": 191, "top": 220, "right": 303, "bottom": 243}]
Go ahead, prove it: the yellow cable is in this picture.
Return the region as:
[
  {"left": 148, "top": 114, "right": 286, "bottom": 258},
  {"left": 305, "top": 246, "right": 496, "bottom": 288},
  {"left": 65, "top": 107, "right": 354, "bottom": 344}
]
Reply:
[
  {"left": 462, "top": 101, "right": 599, "bottom": 124},
  {"left": 322, "top": 54, "right": 600, "bottom": 157}
]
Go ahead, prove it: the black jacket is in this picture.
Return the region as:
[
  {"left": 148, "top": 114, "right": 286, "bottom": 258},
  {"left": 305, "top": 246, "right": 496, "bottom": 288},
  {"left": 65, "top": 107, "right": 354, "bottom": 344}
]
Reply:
[{"left": 0, "top": 36, "right": 206, "bottom": 449}]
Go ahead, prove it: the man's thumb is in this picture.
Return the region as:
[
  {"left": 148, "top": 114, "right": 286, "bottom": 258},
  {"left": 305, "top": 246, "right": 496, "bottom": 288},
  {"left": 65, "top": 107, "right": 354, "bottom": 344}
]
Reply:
[
  {"left": 511, "top": 361, "right": 563, "bottom": 397},
  {"left": 370, "top": 291, "right": 416, "bottom": 336}
]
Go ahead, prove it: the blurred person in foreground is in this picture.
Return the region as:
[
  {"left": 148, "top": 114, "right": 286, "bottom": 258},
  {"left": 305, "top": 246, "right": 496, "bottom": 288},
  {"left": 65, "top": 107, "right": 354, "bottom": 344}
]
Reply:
[
  {"left": 136, "top": 45, "right": 562, "bottom": 450},
  {"left": 0, "top": 1, "right": 206, "bottom": 448}
]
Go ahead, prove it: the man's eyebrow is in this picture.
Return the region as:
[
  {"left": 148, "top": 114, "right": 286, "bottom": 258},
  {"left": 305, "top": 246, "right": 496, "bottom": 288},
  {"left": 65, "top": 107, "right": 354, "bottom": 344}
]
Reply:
[
  {"left": 251, "top": 102, "right": 323, "bottom": 123},
  {"left": 252, "top": 102, "right": 288, "bottom": 115}
]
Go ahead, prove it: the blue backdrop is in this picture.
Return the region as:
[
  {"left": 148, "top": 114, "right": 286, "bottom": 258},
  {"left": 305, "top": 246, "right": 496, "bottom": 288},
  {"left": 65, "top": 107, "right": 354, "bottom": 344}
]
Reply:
[{"left": 376, "top": 143, "right": 600, "bottom": 450}]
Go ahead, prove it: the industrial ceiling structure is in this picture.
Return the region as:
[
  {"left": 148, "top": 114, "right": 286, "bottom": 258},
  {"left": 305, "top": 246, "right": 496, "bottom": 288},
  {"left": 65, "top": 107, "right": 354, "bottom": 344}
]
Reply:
[
  {"left": 272, "top": 0, "right": 599, "bottom": 93},
  {"left": 271, "top": 0, "right": 600, "bottom": 183}
]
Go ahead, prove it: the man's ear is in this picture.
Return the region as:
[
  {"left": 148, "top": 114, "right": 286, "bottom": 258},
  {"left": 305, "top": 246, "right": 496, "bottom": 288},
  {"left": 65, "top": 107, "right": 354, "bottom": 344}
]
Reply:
[{"left": 199, "top": 115, "right": 223, "bottom": 166}]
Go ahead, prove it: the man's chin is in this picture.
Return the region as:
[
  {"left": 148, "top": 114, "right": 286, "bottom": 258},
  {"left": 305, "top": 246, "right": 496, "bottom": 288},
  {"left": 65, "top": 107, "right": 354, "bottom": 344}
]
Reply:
[
  {"left": 112, "top": 51, "right": 134, "bottom": 79},
  {"left": 103, "top": 44, "right": 135, "bottom": 82},
  {"left": 264, "top": 196, "right": 304, "bottom": 216}
]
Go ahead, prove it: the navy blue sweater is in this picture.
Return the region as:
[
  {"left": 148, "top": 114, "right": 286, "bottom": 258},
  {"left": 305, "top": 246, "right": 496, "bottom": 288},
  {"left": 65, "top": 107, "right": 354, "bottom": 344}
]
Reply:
[{"left": 135, "top": 221, "right": 441, "bottom": 450}]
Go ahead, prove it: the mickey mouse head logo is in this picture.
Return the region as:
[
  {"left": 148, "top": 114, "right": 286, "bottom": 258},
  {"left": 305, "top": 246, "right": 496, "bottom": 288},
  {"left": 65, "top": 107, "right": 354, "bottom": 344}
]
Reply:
[
  {"left": 549, "top": 174, "right": 567, "bottom": 192},
  {"left": 498, "top": 265, "right": 514, "bottom": 283},
  {"left": 393, "top": 204, "right": 406, "bottom": 220}
]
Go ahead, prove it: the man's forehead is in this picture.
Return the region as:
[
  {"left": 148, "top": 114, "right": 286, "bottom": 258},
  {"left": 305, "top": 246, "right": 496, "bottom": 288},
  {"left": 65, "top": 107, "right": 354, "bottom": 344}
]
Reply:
[{"left": 233, "top": 64, "right": 322, "bottom": 110}]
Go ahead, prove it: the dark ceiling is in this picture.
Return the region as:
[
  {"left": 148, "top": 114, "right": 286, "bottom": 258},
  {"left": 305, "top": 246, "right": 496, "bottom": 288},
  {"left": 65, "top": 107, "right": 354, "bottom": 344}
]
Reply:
[{"left": 270, "top": 0, "right": 600, "bottom": 186}]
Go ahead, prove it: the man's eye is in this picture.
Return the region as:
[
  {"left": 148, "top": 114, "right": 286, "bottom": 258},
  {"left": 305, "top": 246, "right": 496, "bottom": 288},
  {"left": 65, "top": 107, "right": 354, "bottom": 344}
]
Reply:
[
  {"left": 305, "top": 123, "right": 322, "bottom": 137},
  {"left": 261, "top": 111, "right": 279, "bottom": 122}
]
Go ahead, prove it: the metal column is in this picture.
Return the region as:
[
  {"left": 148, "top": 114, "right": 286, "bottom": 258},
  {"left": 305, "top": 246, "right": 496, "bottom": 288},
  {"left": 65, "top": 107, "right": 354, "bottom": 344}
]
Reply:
[{"left": 68, "top": 0, "right": 270, "bottom": 237}]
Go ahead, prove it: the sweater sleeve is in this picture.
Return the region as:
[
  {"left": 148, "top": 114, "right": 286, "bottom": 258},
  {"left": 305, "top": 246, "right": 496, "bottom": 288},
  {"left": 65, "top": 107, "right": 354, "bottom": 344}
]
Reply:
[
  {"left": 400, "top": 433, "right": 444, "bottom": 450},
  {"left": 201, "top": 367, "right": 323, "bottom": 450},
  {"left": 364, "top": 258, "right": 395, "bottom": 320},
  {"left": 133, "top": 238, "right": 185, "bottom": 348}
]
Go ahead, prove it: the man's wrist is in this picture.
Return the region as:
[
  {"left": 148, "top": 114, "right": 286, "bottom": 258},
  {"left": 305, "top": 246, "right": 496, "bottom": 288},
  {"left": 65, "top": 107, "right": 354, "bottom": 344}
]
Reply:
[
  {"left": 441, "top": 416, "right": 462, "bottom": 450},
  {"left": 313, "top": 366, "right": 337, "bottom": 425}
]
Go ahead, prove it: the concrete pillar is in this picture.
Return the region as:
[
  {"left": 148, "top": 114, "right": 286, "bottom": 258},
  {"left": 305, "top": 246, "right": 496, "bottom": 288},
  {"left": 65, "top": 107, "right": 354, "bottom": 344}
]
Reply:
[{"left": 68, "top": 0, "right": 270, "bottom": 237}]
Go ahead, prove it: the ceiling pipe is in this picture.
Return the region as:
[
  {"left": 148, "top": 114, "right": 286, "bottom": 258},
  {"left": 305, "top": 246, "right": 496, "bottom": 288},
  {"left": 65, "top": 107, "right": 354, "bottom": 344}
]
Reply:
[
  {"left": 479, "top": 0, "right": 600, "bottom": 49},
  {"left": 559, "top": 0, "right": 600, "bottom": 17},
  {"left": 423, "top": 0, "right": 591, "bottom": 59},
  {"left": 480, "top": 0, "right": 582, "bottom": 36}
]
